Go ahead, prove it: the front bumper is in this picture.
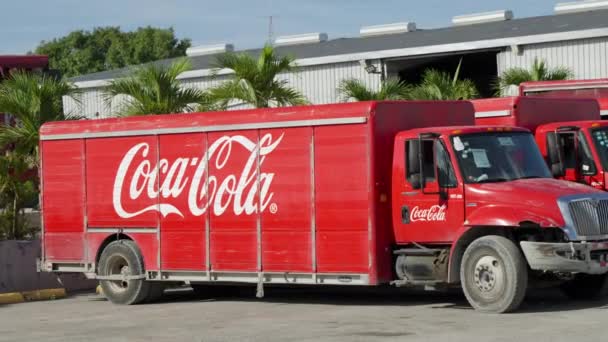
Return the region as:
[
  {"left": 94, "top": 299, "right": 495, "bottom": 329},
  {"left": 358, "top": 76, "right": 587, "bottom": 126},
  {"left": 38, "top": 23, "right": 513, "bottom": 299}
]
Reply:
[{"left": 520, "top": 241, "right": 608, "bottom": 275}]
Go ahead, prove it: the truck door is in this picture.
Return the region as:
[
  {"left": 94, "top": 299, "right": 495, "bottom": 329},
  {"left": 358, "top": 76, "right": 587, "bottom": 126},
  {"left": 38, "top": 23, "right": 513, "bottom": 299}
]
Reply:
[
  {"left": 547, "top": 130, "right": 597, "bottom": 184},
  {"left": 394, "top": 136, "right": 465, "bottom": 244}
]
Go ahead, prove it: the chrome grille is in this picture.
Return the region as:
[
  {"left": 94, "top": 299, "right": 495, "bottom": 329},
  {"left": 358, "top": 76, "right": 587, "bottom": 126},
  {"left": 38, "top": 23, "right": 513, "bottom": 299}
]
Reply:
[{"left": 568, "top": 199, "right": 608, "bottom": 237}]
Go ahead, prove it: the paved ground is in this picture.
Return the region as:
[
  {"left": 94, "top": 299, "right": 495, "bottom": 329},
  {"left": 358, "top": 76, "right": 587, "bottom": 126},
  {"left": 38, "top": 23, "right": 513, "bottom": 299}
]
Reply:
[{"left": 1, "top": 285, "right": 607, "bottom": 342}]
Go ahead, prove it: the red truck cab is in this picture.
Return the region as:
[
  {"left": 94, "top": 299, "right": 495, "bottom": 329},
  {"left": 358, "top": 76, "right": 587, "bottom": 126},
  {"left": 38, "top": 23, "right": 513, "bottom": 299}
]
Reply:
[
  {"left": 473, "top": 96, "right": 608, "bottom": 189},
  {"left": 39, "top": 101, "right": 608, "bottom": 313}
]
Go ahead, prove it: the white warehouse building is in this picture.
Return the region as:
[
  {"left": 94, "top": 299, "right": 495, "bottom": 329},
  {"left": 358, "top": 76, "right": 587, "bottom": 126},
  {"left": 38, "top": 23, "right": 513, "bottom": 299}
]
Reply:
[{"left": 66, "top": 1, "right": 608, "bottom": 119}]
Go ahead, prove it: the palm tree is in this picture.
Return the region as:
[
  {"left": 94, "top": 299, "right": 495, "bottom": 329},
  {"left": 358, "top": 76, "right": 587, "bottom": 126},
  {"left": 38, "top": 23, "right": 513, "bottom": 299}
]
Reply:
[
  {"left": 0, "top": 71, "right": 78, "bottom": 160},
  {"left": 338, "top": 77, "right": 411, "bottom": 102},
  {"left": 495, "top": 58, "right": 573, "bottom": 96},
  {"left": 208, "top": 45, "right": 308, "bottom": 108},
  {"left": 105, "top": 58, "right": 210, "bottom": 116},
  {"left": 409, "top": 61, "right": 478, "bottom": 100}
]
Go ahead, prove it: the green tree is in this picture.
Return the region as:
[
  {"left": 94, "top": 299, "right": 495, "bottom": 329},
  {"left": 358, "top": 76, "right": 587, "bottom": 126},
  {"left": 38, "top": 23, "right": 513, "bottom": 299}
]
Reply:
[
  {"left": 35, "top": 26, "right": 191, "bottom": 78},
  {"left": 0, "top": 152, "right": 37, "bottom": 240},
  {"left": 495, "top": 58, "right": 573, "bottom": 96},
  {"left": 0, "top": 71, "right": 79, "bottom": 161},
  {"left": 104, "top": 59, "right": 211, "bottom": 116},
  {"left": 208, "top": 45, "right": 308, "bottom": 108},
  {"left": 338, "top": 77, "right": 411, "bottom": 101},
  {"left": 409, "top": 61, "right": 478, "bottom": 100}
]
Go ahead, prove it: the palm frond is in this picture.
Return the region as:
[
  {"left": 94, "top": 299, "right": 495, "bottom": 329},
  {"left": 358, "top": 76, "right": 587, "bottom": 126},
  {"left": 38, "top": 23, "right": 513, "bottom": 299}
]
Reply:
[
  {"left": 104, "top": 59, "right": 209, "bottom": 116},
  {"left": 209, "top": 45, "right": 307, "bottom": 108},
  {"left": 494, "top": 58, "right": 572, "bottom": 96},
  {"left": 377, "top": 78, "right": 412, "bottom": 100},
  {"left": 338, "top": 79, "right": 375, "bottom": 101},
  {"left": 268, "top": 80, "right": 309, "bottom": 107},
  {"left": 410, "top": 68, "right": 478, "bottom": 100}
]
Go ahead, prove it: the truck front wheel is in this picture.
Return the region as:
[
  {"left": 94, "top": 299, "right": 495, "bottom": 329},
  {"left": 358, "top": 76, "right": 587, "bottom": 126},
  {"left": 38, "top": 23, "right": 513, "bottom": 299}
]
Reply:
[
  {"left": 460, "top": 235, "right": 528, "bottom": 313},
  {"left": 561, "top": 274, "right": 608, "bottom": 300},
  {"left": 98, "top": 240, "right": 150, "bottom": 305}
]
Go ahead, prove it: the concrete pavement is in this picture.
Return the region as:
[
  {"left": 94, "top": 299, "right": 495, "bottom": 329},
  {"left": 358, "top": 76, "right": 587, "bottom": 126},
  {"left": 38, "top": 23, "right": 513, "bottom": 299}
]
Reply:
[{"left": 1, "top": 286, "right": 607, "bottom": 342}]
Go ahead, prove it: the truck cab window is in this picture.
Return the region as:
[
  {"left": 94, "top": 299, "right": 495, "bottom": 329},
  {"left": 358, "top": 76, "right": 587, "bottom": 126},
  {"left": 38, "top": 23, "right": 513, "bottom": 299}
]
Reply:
[
  {"left": 405, "top": 140, "right": 435, "bottom": 186},
  {"left": 405, "top": 139, "right": 456, "bottom": 188},
  {"left": 558, "top": 133, "right": 576, "bottom": 169},
  {"left": 435, "top": 141, "right": 457, "bottom": 187},
  {"left": 550, "top": 132, "right": 596, "bottom": 175}
]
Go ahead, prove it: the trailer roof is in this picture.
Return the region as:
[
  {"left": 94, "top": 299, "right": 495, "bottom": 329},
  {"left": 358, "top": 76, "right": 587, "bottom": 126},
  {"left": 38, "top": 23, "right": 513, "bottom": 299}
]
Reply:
[
  {"left": 520, "top": 79, "right": 608, "bottom": 92},
  {"left": 471, "top": 96, "right": 602, "bottom": 112},
  {"left": 40, "top": 101, "right": 477, "bottom": 140},
  {"left": 70, "top": 10, "right": 608, "bottom": 84}
]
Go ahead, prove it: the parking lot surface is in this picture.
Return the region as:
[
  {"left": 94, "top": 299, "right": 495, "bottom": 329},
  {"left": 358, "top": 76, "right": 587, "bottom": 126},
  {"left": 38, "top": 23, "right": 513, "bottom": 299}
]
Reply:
[{"left": 1, "top": 286, "right": 607, "bottom": 342}]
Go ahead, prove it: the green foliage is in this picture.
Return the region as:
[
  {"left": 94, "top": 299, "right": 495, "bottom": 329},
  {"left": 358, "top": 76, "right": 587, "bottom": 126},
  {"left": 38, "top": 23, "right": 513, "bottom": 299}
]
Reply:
[
  {"left": 338, "top": 77, "right": 411, "bottom": 101},
  {"left": 104, "top": 59, "right": 211, "bottom": 116},
  {"left": 409, "top": 60, "right": 479, "bottom": 100},
  {"left": 35, "top": 26, "right": 191, "bottom": 78},
  {"left": 208, "top": 45, "right": 308, "bottom": 108},
  {"left": 0, "top": 71, "right": 79, "bottom": 160},
  {"left": 495, "top": 58, "right": 573, "bottom": 96},
  {"left": 0, "top": 152, "right": 38, "bottom": 240}
]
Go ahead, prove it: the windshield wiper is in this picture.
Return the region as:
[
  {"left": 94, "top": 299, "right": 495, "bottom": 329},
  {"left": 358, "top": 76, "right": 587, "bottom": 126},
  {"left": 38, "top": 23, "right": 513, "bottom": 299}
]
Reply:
[
  {"left": 517, "top": 175, "right": 545, "bottom": 180},
  {"left": 476, "top": 178, "right": 510, "bottom": 184}
]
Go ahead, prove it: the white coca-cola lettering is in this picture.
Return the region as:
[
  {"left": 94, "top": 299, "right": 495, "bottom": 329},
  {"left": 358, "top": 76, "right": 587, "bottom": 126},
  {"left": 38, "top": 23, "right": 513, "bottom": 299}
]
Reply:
[
  {"left": 410, "top": 205, "right": 447, "bottom": 222},
  {"left": 112, "top": 133, "right": 284, "bottom": 218}
]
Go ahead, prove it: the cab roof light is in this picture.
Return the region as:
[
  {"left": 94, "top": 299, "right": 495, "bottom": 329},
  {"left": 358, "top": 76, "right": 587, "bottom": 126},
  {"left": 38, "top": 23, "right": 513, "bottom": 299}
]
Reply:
[
  {"left": 592, "top": 123, "right": 601, "bottom": 127},
  {"left": 419, "top": 132, "right": 440, "bottom": 139},
  {"left": 557, "top": 126, "right": 581, "bottom": 131}
]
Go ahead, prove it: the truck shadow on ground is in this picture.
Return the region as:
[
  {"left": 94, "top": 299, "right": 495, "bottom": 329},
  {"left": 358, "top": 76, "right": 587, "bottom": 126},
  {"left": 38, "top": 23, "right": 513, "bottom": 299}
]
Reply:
[{"left": 140, "top": 285, "right": 608, "bottom": 313}]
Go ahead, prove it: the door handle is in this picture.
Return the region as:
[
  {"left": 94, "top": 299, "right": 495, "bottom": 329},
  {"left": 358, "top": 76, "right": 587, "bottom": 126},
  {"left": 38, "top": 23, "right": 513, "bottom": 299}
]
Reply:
[
  {"left": 401, "top": 191, "right": 419, "bottom": 196},
  {"left": 401, "top": 206, "right": 410, "bottom": 224}
]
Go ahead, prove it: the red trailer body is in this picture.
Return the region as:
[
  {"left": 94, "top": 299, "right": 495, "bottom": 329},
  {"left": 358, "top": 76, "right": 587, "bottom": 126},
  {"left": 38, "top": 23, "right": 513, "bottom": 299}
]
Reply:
[
  {"left": 520, "top": 79, "right": 608, "bottom": 117},
  {"left": 472, "top": 96, "right": 608, "bottom": 189}
]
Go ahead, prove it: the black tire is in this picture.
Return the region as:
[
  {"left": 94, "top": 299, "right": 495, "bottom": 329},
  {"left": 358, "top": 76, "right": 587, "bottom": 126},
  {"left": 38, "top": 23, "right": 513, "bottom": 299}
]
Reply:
[
  {"left": 98, "top": 240, "right": 150, "bottom": 305},
  {"left": 460, "top": 235, "right": 528, "bottom": 313},
  {"left": 561, "top": 274, "right": 608, "bottom": 300}
]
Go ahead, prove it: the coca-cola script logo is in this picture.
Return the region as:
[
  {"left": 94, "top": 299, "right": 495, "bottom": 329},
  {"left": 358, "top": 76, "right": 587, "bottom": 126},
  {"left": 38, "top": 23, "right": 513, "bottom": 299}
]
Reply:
[
  {"left": 112, "top": 133, "right": 284, "bottom": 218},
  {"left": 410, "top": 205, "right": 446, "bottom": 222}
]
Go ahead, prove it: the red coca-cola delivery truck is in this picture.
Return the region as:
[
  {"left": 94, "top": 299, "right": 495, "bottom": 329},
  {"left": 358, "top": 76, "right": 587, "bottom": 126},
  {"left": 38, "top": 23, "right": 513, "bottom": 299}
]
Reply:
[
  {"left": 472, "top": 96, "right": 608, "bottom": 190},
  {"left": 39, "top": 101, "right": 608, "bottom": 313},
  {"left": 520, "top": 79, "right": 608, "bottom": 117}
]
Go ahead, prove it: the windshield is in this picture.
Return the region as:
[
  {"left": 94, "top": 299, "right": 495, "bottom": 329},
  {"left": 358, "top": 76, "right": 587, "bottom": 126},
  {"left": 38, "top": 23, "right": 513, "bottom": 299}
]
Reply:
[
  {"left": 590, "top": 128, "right": 608, "bottom": 170},
  {"left": 452, "top": 132, "right": 552, "bottom": 184}
]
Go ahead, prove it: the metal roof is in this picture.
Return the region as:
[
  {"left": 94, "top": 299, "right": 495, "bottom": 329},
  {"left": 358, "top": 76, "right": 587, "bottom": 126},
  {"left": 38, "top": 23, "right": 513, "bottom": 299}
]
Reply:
[{"left": 70, "top": 9, "right": 608, "bottom": 83}]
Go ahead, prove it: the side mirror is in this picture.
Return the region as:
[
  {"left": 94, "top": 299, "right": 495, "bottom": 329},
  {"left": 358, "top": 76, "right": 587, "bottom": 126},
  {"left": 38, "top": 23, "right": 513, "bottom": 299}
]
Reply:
[{"left": 547, "top": 133, "right": 565, "bottom": 177}]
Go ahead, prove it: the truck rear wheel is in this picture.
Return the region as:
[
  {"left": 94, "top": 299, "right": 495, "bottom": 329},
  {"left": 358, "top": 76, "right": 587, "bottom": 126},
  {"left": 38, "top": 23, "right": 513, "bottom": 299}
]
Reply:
[
  {"left": 460, "top": 235, "right": 528, "bottom": 313},
  {"left": 98, "top": 240, "right": 150, "bottom": 305},
  {"left": 561, "top": 274, "right": 608, "bottom": 300}
]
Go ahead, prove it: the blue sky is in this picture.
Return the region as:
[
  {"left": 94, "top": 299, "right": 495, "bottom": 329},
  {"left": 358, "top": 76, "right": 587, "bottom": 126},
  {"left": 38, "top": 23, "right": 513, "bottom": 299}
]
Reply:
[{"left": 1, "top": 0, "right": 560, "bottom": 54}]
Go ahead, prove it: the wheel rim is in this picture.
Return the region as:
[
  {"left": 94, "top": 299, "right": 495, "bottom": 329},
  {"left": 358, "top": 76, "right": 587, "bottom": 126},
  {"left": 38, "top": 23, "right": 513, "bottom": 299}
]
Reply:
[
  {"left": 105, "top": 254, "right": 132, "bottom": 294},
  {"left": 472, "top": 255, "right": 505, "bottom": 299}
]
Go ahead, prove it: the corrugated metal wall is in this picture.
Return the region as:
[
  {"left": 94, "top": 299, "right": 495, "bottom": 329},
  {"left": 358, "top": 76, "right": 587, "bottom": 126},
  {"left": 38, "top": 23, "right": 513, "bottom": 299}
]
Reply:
[
  {"left": 64, "top": 60, "right": 382, "bottom": 119},
  {"left": 497, "top": 37, "right": 608, "bottom": 79}
]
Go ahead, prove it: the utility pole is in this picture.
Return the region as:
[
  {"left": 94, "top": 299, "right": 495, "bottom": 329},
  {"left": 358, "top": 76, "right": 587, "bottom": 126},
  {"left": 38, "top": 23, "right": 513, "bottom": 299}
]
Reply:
[{"left": 267, "top": 15, "right": 275, "bottom": 45}]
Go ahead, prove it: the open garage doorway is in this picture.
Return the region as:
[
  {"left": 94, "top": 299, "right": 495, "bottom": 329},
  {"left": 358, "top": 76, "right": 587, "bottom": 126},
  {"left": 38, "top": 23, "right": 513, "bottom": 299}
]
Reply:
[{"left": 386, "top": 50, "right": 500, "bottom": 98}]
